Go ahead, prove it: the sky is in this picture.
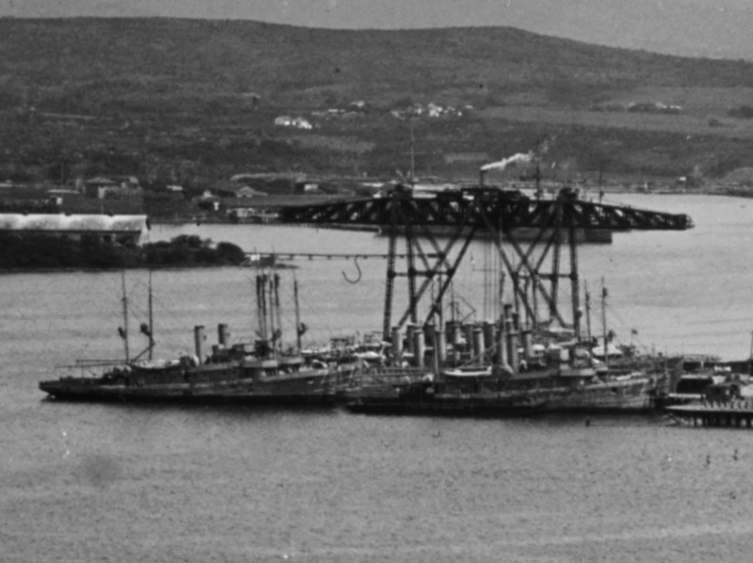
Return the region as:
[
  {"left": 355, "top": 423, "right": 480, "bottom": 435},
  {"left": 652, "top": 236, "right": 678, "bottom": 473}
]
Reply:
[{"left": 3, "top": 0, "right": 753, "bottom": 60}]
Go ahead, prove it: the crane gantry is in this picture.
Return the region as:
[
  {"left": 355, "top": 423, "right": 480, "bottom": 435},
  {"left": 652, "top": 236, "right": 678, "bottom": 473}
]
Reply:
[{"left": 279, "top": 185, "right": 693, "bottom": 340}]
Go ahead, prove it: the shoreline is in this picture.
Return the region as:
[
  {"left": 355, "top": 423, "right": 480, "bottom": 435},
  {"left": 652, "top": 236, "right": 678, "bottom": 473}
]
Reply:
[{"left": 146, "top": 188, "right": 746, "bottom": 227}]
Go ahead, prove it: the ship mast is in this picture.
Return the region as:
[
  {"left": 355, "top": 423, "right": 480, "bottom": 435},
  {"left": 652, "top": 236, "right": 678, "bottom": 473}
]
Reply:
[
  {"left": 147, "top": 268, "right": 154, "bottom": 360},
  {"left": 584, "top": 281, "right": 592, "bottom": 344},
  {"left": 120, "top": 270, "right": 130, "bottom": 363},
  {"left": 256, "top": 274, "right": 268, "bottom": 342},
  {"left": 267, "top": 275, "right": 277, "bottom": 358},
  {"left": 294, "top": 275, "right": 302, "bottom": 354},
  {"left": 601, "top": 277, "right": 608, "bottom": 369},
  {"left": 273, "top": 272, "right": 282, "bottom": 356}
]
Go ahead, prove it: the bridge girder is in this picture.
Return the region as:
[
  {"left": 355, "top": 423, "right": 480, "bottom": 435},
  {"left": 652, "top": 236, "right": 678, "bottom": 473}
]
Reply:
[{"left": 279, "top": 188, "right": 693, "bottom": 231}]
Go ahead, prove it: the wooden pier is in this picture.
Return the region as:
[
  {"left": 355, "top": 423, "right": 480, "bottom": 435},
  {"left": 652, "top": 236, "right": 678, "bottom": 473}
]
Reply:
[{"left": 666, "top": 402, "right": 753, "bottom": 428}]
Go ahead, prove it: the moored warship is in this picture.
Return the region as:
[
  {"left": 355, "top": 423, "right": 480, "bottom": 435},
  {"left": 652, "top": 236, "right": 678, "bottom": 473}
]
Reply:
[
  {"left": 40, "top": 273, "right": 358, "bottom": 405},
  {"left": 343, "top": 306, "right": 668, "bottom": 417}
]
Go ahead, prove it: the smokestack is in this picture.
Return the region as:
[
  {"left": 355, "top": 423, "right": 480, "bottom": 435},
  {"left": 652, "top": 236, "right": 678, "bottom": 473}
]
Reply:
[
  {"left": 447, "top": 321, "right": 461, "bottom": 362},
  {"left": 217, "top": 323, "right": 230, "bottom": 347},
  {"left": 479, "top": 169, "right": 487, "bottom": 187},
  {"left": 391, "top": 326, "right": 403, "bottom": 366},
  {"left": 414, "top": 329, "right": 425, "bottom": 368},
  {"left": 406, "top": 324, "right": 416, "bottom": 356},
  {"left": 464, "top": 323, "right": 475, "bottom": 360},
  {"left": 435, "top": 325, "right": 447, "bottom": 366},
  {"left": 424, "top": 323, "right": 437, "bottom": 373},
  {"left": 521, "top": 328, "right": 532, "bottom": 361},
  {"left": 473, "top": 326, "right": 485, "bottom": 361},
  {"left": 504, "top": 303, "right": 514, "bottom": 322},
  {"left": 483, "top": 321, "right": 494, "bottom": 360},
  {"left": 194, "top": 325, "right": 206, "bottom": 364},
  {"left": 496, "top": 319, "right": 511, "bottom": 373},
  {"left": 506, "top": 319, "right": 518, "bottom": 374}
]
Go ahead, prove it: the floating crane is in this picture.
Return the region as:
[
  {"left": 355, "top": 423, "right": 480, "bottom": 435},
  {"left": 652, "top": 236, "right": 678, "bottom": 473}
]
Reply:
[{"left": 279, "top": 185, "right": 693, "bottom": 340}]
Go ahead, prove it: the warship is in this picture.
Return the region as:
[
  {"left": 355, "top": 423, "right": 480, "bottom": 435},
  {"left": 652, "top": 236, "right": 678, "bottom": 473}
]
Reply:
[
  {"left": 343, "top": 305, "right": 668, "bottom": 417},
  {"left": 40, "top": 273, "right": 357, "bottom": 405},
  {"left": 275, "top": 181, "right": 691, "bottom": 418}
]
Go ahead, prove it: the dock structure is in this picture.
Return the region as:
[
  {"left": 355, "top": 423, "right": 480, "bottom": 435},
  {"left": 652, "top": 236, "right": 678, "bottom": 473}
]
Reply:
[{"left": 666, "top": 403, "right": 753, "bottom": 428}]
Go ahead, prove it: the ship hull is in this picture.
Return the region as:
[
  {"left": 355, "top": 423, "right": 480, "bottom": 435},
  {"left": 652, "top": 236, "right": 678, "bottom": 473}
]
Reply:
[
  {"left": 39, "top": 374, "right": 341, "bottom": 406},
  {"left": 345, "top": 377, "right": 656, "bottom": 417}
]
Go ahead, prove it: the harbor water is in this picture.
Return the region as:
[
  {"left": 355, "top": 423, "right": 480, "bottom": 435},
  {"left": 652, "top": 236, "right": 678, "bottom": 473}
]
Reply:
[{"left": 4, "top": 194, "right": 753, "bottom": 562}]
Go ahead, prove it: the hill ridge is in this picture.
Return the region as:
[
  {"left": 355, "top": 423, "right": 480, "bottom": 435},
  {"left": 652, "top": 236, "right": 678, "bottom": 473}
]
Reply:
[{"left": 2, "top": 17, "right": 753, "bottom": 184}]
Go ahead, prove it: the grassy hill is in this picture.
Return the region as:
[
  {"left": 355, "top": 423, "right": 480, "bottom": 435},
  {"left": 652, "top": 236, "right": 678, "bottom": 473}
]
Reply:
[{"left": 3, "top": 17, "right": 753, "bottom": 184}]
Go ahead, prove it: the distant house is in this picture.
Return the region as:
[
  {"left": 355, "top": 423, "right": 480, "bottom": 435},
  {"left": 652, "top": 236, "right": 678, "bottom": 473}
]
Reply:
[
  {"left": 193, "top": 192, "right": 220, "bottom": 212},
  {"left": 222, "top": 200, "right": 278, "bottom": 223},
  {"left": 297, "top": 182, "right": 321, "bottom": 193},
  {"left": 627, "top": 101, "right": 682, "bottom": 115},
  {"left": 273, "top": 116, "right": 313, "bottom": 130},
  {"left": 239, "top": 186, "right": 268, "bottom": 198},
  {"left": 83, "top": 177, "right": 117, "bottom": 198},
  {"left": 84, "top": 176, "right": 142, "bottom": 200},
  {"left": 0, "top": 182, "right": 63, "bottom": 213},
  {"left": 222, "top": 199, "right": 257, "bottom": 221},
  {"left": 212, "top": 182, "right": 268, "bottom": 198}
]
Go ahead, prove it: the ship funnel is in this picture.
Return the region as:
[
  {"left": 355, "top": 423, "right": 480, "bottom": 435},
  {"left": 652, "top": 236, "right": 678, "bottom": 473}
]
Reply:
[
  {"left": 425, "top": 323, "right": 443, "bottom": 374},
  {"left": 194, "top": 325, "right": 206, "bottom": 364},
  {"left": 483, "top": 321, "right": 494, "bottom": 361},
  {"left": 435, "top": 324, "right": 446, "bottom": 366},
  {"left": 506, "top": 318, "right": 519, "bottom": 375},
  {"left": 496, "top": 318, "right": 512, "bottom": 374},
  {"left": 447, "top": 321, "right": 461, "bottom": 363},
  {"left": 414, "top": 329, "right": 425, "bottom": 368},
  {"left": 464, "top": 323, "right": 475, "bottom": 360},
  {"left": 473, "top": 325, "right": 485, "bottom": 362},
  {"left": 504, "top": 303, "right": 514, "bottom": 322},
  {"left": 391, "top": 326, "right": 403, "bottom": 366},
  {"left": 217, "top": 323, "right": 230, "bottom": 346},
  {"left": 521, "top": 328, "right": 533, "bottom": 361},
  {"left": 406, "top": 324, "right": 416, "bottom": 356}
]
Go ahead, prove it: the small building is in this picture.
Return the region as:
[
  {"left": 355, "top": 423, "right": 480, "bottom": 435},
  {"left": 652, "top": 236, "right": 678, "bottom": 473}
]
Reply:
[
  {"left": 84, "top": 176, "right": 142, "bottom": 200},
  {"left": 211, "top": 182, "right": 267, "bottom": 199},
  {"left": 222, "top": 199, "right": 278, "bottom": 223},
  {"left": 83, "top": 177, "right": 118, "bottom": 198},
  {"left": 273, "top": 116, "right": 313, "bottom": 129}
]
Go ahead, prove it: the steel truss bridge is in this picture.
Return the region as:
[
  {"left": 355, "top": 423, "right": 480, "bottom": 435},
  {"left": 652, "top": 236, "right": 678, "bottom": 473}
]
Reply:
[{"left": 279, "top": 186, "right": 693, "bottom": 340}]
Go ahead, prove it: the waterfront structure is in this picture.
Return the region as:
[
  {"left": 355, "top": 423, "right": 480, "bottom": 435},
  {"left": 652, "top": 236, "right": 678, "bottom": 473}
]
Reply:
[
  {"left": 280, "top": 183, "right": 693, "bottom": 339},
  {"left": 0, "top": 213, "right": 147, "bottom": 245},
  {"left": 280, "top": 183, "right": 693, "bottom": 416}
]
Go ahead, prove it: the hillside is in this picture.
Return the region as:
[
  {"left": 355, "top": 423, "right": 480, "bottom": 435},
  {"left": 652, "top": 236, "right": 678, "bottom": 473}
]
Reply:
[
  {"left": 10, "top": 1, "right": 753, "bottom": 62},
  {"left": 5, "top": 18, "right": 753, "bottom": 108},
  {"left": 3, "top": 18, "right": 753, "bottom": 184}
]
